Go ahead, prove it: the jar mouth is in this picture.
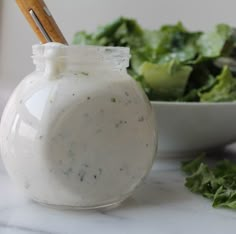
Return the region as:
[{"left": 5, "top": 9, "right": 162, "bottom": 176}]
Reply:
[{"left": 32, "top": 43, "right": 130, "bottom": 69}]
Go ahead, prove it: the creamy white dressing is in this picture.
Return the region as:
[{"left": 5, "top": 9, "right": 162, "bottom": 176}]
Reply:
[{"left": 0, "top": 43, "right": 157, "bottom": 209}]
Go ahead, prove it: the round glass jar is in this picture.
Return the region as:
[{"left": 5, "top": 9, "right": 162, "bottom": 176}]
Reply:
[{"left": 0, "top": 43, "right": 157, "bottom": 210}]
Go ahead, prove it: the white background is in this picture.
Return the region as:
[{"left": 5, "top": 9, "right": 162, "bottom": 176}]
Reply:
[{"left": 1, "top": 0, "right": 236, "bottom": 112}]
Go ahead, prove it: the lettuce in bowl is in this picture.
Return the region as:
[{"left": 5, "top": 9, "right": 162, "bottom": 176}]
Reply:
[{"left": 73, "top": 17, "right": 236, "bottom": 102}]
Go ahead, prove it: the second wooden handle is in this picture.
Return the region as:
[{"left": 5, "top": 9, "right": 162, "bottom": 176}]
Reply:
[{"left": 16, "top": 0, "right": 68, "bottom": 44}]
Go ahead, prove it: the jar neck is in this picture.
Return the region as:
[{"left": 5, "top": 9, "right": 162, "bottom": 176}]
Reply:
[{"left": 32, "top": 43, "right": 130, "bottom": 76}]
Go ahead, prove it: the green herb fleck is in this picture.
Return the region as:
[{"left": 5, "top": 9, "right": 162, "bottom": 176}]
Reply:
[
  {"left": 24, "top": 182, "right": 30, "bottom": 189},
  {"left": 63, "top": 167, "right": 73, "bottom": 176},
  {"left": 81, "top": 72, "right": 89, "bottom": 76},
  {"left": 111, "top": 97, "right": 116, "bottom": 103},
  {"left": 138, "top": 116, "right": 144, "bottom": 122},
  {"left": 78, "top": 170, "right": 86, "bottom": 182},
  {"left": 96, "top": 129, "right": 102, "bottom": 134}
]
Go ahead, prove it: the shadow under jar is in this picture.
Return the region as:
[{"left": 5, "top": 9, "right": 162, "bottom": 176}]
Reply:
[{"left": 0, "top": 43, "right": 157, "bottom": 210}]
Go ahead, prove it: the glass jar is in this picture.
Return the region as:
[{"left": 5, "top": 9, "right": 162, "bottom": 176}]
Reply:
[{"left": 0, "top": 43, "right": 157, "bottom": 210}]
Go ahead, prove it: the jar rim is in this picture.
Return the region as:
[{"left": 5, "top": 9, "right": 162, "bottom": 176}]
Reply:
[
  {"left": 32, "top": 43, "right": 130, "bottom": 69},
  {"left": 32, "top": 43, "right": 130, "bottom": 57}
]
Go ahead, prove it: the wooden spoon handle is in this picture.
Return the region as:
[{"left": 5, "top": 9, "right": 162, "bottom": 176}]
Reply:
[{"left": 16, "top": 0, "right": 68, "bottom": 44}]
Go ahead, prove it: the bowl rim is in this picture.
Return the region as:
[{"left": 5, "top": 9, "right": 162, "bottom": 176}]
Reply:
[{"left": 151, "top": 101, "right": 236, "bottom": 106}]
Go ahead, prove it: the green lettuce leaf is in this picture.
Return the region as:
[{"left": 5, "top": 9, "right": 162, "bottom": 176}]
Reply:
[
  {"left": 182, "top": 154, "right": 236, "bottom": 209},
  {"left": 213, "top": 186, "right": 236, "bottom": 208},
  {"left": 73, "top": 18, "right": 236, "bottom": 102},
  {"left": 73, "top": 17, "right": 143, "bottom": 47},
  {"left": 197, "top": 24, "right": 234, "bottom": 58},
  {"left": 130, "top": 48, "right": 153, "bottom": 74},
  {"left": 179, "top": 62, "right": 218, "bottom": 102},
  {"left": 140, "top": 60, "right": 192, "bottom": 100},
  {"left": 185, "top": 163, "right": 220, "bottom": 199},
  {"left": 142, "top": 23, "right": 201, "bottom": 64},
  {"left": 182, "top": 153, "right": 206, "bottom": 174},
  {"left": 72, "top": 31, "right": 95, "bottom": 45},
  {"left": 200, "top": 66, "right": 236, "bottom": 102}
]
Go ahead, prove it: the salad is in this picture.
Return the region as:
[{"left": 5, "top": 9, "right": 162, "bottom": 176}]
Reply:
[{"left": 73, "top": 17, "right": 236, "bottom": 102}]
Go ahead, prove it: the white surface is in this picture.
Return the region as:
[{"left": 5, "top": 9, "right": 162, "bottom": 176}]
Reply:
[
  {"left": 152, "top": 102, "right": 236, "bottom": 153},
  {"left": 1, "top": 0, "right": 236, "bottom": 114},
  {"left": 1, "top": 157, "right": 236, "bottom": 234}
]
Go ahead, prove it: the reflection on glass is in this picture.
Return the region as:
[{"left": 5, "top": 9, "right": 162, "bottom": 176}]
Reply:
[
  {"left": 18, "top": 121, "right": 37, "bottom": 139},
  {"left": 11, "top": 113, "right": 20, "bottom": 135},
  {"left": 25, "top": 87, "right": 51, "bottom": 120}
]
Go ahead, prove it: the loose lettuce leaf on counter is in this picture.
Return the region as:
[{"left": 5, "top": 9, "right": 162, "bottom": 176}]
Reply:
[
  {"left": 140, "top": 60, "right": 192, "bottom": 100},
  {"left": 212, "top": 186, "right": 236, "bottom": 208},
  {"left": 200, "top": 66, "right": 236, "bottom": 102},
  {"left": 185, "top": 163, "right": 220, "bottom": 199},
  {"left": 182, "top": 155, "right": 236, "bottom": 209},
  {"left": 182, "top": 152, "right": 206, "bottom": 174}
]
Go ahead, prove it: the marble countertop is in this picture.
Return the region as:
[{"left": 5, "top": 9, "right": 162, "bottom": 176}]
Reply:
[{"left": 1, "top": 154, "right": 236, "bottom": 234}]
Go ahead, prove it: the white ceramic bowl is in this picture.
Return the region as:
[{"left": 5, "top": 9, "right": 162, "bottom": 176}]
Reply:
[{"left": 152, "top": 102, "right": 236, "bottom": 156}]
